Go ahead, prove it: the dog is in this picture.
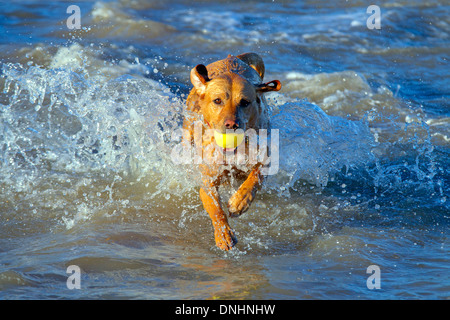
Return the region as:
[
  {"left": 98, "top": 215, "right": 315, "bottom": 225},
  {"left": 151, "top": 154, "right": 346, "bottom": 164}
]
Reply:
[{"left": 183, "top": 53, "right": 281, "bottom": 250}]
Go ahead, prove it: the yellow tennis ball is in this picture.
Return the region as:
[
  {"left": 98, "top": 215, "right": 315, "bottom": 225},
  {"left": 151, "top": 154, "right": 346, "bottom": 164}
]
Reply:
[{"left": 214, "top": 130, "right": 245, "bottom": 149}]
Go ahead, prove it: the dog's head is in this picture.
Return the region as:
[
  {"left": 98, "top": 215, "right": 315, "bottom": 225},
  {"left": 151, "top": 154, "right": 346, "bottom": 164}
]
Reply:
[{"left": 189, "top": 61, "right": 281, "bottom": 133}]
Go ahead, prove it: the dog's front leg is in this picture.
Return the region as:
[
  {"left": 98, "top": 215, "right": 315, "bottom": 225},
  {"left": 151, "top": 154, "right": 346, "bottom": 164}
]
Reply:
[
  {"left": 228, "top": 164, "right": 263, "bottom": 217},
  {"left": 199, "top": 185, "right": 237, "bottom": 250}
]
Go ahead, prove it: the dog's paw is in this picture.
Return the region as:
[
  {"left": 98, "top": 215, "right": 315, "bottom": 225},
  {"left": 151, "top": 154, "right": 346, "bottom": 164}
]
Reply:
[
  {"left": 228, "top": 189, "right": 254, "bottom": 218},
  {"left": 214, "top": 225, "right": 237, "bottom": 251}
]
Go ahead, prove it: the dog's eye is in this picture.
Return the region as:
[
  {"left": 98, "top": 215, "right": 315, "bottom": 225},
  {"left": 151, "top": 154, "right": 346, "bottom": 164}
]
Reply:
[
  {"left": 240, "top": 99, "right": 250, "bottom": 108},
  {"left": 213, "top": 98, "right": 222, "bottom": 105}
]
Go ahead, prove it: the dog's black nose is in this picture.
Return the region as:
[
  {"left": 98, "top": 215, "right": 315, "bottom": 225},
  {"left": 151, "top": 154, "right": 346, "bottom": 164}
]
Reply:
[{"left": 224, "top": 119, "right": 239, "bottom": 130}]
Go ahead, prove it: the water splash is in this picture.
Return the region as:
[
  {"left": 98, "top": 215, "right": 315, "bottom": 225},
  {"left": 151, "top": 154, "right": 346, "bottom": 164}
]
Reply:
[{"left": 0, "top": 43, "right": 447, "bottom": 244}]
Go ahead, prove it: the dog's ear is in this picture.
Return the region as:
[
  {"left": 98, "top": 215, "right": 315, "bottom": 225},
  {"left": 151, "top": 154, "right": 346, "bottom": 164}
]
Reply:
[
  {"left": 190, "top": 64, "right": 210, "bottom": 95},
  {"left": 237, "top": 53, "right": 265, "bottom": 79},
  {"left": 257, "top": 80, "right": 282, "bottom": 93}
]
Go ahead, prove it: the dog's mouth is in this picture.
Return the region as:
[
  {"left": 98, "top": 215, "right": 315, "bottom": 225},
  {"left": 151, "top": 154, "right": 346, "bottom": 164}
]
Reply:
[{"left": 213, "top": 130, "right": 245, "bottom": 151}]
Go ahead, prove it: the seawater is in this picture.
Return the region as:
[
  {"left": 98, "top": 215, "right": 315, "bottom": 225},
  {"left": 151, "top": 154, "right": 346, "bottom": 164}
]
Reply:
[{"left": 0, "top": 0, "right": 448, "bottom": 299}]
